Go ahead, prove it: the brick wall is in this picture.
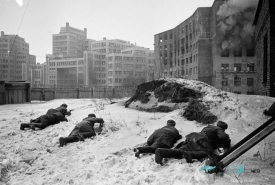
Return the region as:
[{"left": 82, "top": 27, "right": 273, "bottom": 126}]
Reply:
[{"left": 254, "top": 0, "right": 275, "bottom": 97}]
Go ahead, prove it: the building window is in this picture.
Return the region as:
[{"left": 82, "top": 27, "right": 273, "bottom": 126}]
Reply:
[
  {"left": 234, "top": 63, "right": 242, "bottom": 72},
  {"left": 221, "top": 49, "right": 229, "bottom": 57},
  {"left": 247, "top": 78, "right": 254, "bottom": 86},
  {"left": 246, "top": 47, "right": 255, "bottom": 57},
  {"left": 181, "top": 59, "right": 185, "bottom": 65},
  {"left": 189, "top": 68, "right": 192, "bottom": 75},
  {"left": 181, "top": 70, "right": 185, "bottom": 76},
  {"left": 222, "top": 78, "right": 228, "bottom": 86},
  {"left": 247, "top": 63, "right": 254, "bottom": 72},
  {"left": 234, "top": 47, "right": 242, "bottom": 57},
  {"left": 221, "top": 64, "right": 229, "bottom": 72},
  {"left": 247, "top": 37, "right": 255, "bottom": 57},
  {"left": 263, "top": 34, "right": 268, "bottom": 84},
  {"left": 234, "top": 77, "right": 241, "bottom": 86}
]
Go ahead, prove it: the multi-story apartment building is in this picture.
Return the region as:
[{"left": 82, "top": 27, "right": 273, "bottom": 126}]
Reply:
[
  {"left": 106, "top": 46, "right": 155, "bottom": 88},
  {"left": 91, "top": 38, "right": 132, "bottom": 54},
  {"left": 154, "top": 0, "right": 257, "bottom": 95},
  {"left": 0, "top": 31, "right": 36, "bottom": 82},
  {"left": 30, "top": 63, "right": 44, "bottom": 87},
  {"left": 45, "top": 23, "right": 157, "bottom": 88},
  {"left": 52, "top": 22, "right": 88, "bottom": 58},
  {"left": 46, "top": 57, "right": 86, "bottom": 88}
]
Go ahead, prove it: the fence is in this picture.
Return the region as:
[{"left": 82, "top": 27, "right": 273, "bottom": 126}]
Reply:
[
  {"left": 30, "top": 87, "right": 136, "bottom": 101},
  {"left": 0, "top": 81, "right": 31, "bottom": 105}
]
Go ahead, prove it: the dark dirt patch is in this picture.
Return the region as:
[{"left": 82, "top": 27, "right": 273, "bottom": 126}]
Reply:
[
  {"left": 182, "top": 98, "right": 217, "bottom": 125},
  {"left": 140, "top": 105, "right": 173, "bottom": 113}
]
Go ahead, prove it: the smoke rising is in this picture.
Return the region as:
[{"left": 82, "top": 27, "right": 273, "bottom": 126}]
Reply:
[{"left": 217, "top": 0, "right": 259, "bottom": 50}]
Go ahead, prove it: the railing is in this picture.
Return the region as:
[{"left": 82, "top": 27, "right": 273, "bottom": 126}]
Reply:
[{"left": 30, "top": 86, "right": 136, "bottom": 101}]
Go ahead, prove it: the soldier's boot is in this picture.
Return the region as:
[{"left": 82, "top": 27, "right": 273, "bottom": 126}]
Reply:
[
  {"left": 20, "top": 123, "right": 31, "bottom": 130},
  {"left": 59, "top": 136, "right": 78, "bottom": 147}
]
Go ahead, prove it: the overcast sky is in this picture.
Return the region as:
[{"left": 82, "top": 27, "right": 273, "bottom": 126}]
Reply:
[{"left": 0, "top": 0, "right": 214, "bottom": 64}]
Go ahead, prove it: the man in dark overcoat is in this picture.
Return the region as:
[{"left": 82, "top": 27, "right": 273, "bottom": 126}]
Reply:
[
  {"left": 134, "top": 119, "right": 182, "bottom": 158},
  {"left": 59, "top": 113, "right": 104, "bottom": 147},
  {"left": 155, "top": 121, "right": 230, "bottom": 165},
  {"left": 46, "top": 103, "right": 72, "bottom": 116},
  {"left": 20, "top": 110, "right": 68, "bottom": 130}
]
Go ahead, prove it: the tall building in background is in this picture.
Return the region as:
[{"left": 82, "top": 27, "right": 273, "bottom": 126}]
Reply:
[
  {"left": 106, "top": 46, "right": 155, "bottom": 88},
  {"left": 45, "top": 24, "right": 157, "bottom": 88},
  {"left": 52, "top": 22, "right": 88, "bottom": 58},
  {"left": 0, "top": 31, "right": 37, "bottom": 82},
  {"left": 154, "top": 0, "right": 257, "bottom": 95},
  {"left": 83, "top": 38, "right": 156, "bottom": 88}
]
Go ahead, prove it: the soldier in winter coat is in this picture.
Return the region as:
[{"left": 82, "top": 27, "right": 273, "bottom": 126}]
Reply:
[
  {"left": 155, "top": 121, "right": 231, "bottom": 165},
  {"left": 46, "top": 103, "right": 72, "bottom": 116},
  {"left": 20, "top": 110, "right": 68, "bottom": 130},
  {"left": 59, "top": 113, "right": 104, "bottom": 147},
  {"left": 134, "top": 120, "right": 182, "bottom": 158}
]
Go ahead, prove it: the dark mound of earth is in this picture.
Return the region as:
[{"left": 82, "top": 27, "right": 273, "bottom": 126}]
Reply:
[{"left": 124, "top": 79, "right": 202, "bottom": 107}]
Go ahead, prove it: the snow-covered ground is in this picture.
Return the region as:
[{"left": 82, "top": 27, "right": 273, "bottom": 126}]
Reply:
[{"left": 1, "top": 79, "right": 275, "bottom": 185}]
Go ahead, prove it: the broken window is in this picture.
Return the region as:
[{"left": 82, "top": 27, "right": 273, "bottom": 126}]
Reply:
[
  {"left": 247, "top": 78, "right": 254, "bottom": 86},
  {"left": 222, "top": 78, "right": 228, "bottom": 86},
  {"left": 234, "top": 63, "right": 242, "bottom": 72},
  {"left": 221, "top": 64, "right": 229, "bottom": 72},
  {"left": 164, "top": 35, "right": 168, "bottom": 41},
  {"left": 247, "top": 37, "right": 255, "bottom": 57},
  {"left": 247, "top": 63, "right": 254, "bottom": 72},
  {"left": 221, "top": 49, "right": 229, "bottom": 57},
  {"left": 234, "top": 47, "right": 242, "bottom": 57},
  {"left": 246, "top": 47, "right": 255, "bottom": 57},
  {"left": 234, "top": 77, "right": 241, "bottom": 86}
]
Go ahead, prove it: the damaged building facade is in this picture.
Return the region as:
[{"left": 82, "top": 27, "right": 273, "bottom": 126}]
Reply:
[
  {"left": 253, "top": 0, "right": 275, "bottom": 97},
  {"left": 154, "top": 0, "right": 258, "bottom": 95}
]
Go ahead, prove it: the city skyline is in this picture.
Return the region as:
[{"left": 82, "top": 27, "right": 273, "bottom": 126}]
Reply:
[{"left": 0, "top": 0, "right": 214, "bottom": 64}]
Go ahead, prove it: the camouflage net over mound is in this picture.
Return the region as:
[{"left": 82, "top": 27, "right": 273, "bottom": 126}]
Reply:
[
  {"left": 124, "top": 80, "right": 167, "bottom": 107},
  {"left": 154, "top": 82, "right": 202, "bottom": 103},
  {"left": 124, "top": 80, "right": 203, "bottom": 112},
  {"left": 182, "top": 98, "right": 217, "bottom": 125}
]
